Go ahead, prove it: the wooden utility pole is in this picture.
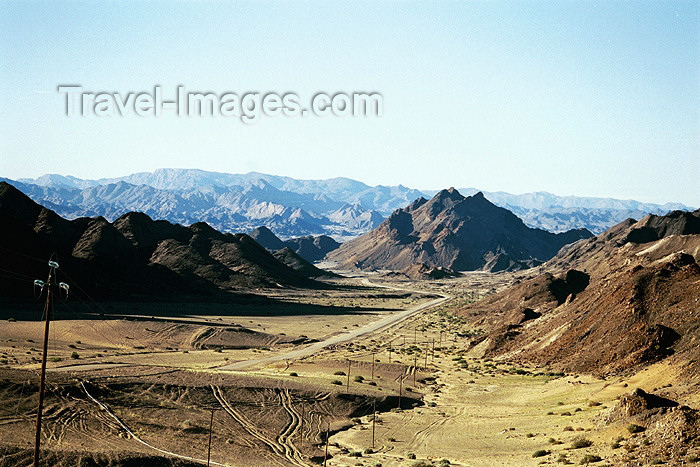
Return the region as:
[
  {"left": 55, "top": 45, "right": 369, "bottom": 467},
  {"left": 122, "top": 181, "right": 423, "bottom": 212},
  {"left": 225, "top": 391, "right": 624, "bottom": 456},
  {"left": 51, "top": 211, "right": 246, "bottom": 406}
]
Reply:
[
  {"left": 346, "top": 360, "right": 351, "bottom": 390},
  {"left": 207, "top": 409, "right": 216, "bottom": 467},
  {"left": 431, "top": 338, "right": 435, "bottom": 362},
  {"left": 413, "top": 355, "right": 417, "bottom": 386},
  {"left": 424, "top": 344, "right": 429, "bottom": 368},
  {"left": 398, "top": 375, "right": 403, "bottom": 409},
  {"left": 372, "top": 399, "right": 376, "bottom": 449},
  {"left": 371, "top": 352, "right": 375, "bottom": 380},
  {"left": 388, "top": 342, "right": 392, "bottom": 363},
  {"left": 323, "top": 422, "right": 330, "bottom": 467},
  {"left": 33, "top": 258, "right": 65, "bottom": 467}
]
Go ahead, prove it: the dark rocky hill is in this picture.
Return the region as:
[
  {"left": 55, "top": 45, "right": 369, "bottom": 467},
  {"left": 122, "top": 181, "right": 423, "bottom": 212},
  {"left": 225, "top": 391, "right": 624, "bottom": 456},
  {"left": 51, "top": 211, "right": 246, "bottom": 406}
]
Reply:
[
  {"left": 328, "top": 188, "right": 592, "bottom": 272},
  {"left": 0, "top": 182, "right": 318, "bottom": 300},
  {"left": 457, "top": 208, "right": 700, "bottom": 376},
  {"left": 249, "top": 226, "right": 341, "bottom": 262}
]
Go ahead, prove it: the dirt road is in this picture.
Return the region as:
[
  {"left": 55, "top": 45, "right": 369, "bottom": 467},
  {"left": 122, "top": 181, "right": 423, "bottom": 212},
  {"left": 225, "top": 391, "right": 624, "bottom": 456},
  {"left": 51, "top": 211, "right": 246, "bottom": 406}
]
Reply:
[{"left": 219, "top": 281, "right": 450, "bottom": 371}]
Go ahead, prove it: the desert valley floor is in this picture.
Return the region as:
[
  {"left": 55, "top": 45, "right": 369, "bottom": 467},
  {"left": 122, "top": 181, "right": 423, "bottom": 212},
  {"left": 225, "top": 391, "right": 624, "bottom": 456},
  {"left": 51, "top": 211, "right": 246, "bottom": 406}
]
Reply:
[{"left": 1, "top": 270, "right": 698, "bottom": 466}]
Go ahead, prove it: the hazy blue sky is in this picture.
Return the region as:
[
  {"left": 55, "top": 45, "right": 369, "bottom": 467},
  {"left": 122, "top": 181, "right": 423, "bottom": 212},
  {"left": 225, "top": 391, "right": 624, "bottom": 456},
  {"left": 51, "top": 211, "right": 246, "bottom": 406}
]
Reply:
[{"left": 1, "top": 1, "right": 698, "bottom": 205}]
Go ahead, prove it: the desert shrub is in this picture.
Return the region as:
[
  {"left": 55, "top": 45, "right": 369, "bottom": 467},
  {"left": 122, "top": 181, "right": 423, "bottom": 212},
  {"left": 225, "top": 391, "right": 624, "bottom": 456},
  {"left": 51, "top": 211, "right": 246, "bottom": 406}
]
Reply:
[
  {"left": 563, "top": 426, "right": 574, "bottom": 431},
  {"left": 70, "top": 352, "right": 79, "bottom": 359},
  {"left": 331, "top": 380, "right": 343, "bottom": 385},
  {"left": 627, "top": 423, "right": 645, "bottom": 434},
  {"left": 363, "top": 448, "right": 373, "bottom": 454},
  {"left": 533, "top": 449, "right": 549, "bottom": 458},
  {"left": 648, "top": 459, "right": 664, "bottom": 465},
  {"left": 526, "top": 433, "right": 535, "bottom": 438},
  {"left": 7, "top": 318, "right": 16, "bottom": 322},
  {"left": 348, "top": 451, "right": 362, "bottom": 457},
  {"left": 686, "top": 454, "right": 699, "bottom": 462},
  {"left": 333, "top": 371, "right": 346, "bottom": 376},
  {"left": 49, "top": 356, "right": 62, "bottom": 362},
  {"left": 436, "top": 460, "right": 450, "bottom": 466},
  {"left": 588, "top": 401, "right": 601, "bottom": 407},
  {"left": 406, "top": 452, "right": 416, "bottom": 459},
  {"left": 410, "top": 462, "right": 432, "bottom": 467},
  {"left": 354, "top": 375, "right": 364, "bottom": 382},
  {"left": 368, "top": 381, "right": 377, "bottom": 386},
  {"left": 289, "top": 372, "right": 298, "bottom": 377},
  {"left": 579, "top": 454, "right": 602, "bottom": 464},
  {"left": 571, "top": 437, "right": 593, "bottom": 449},
  {"left": 387, "top": 437, "right": 396, "bottom": 442},
  {"left": 561, "top": 411, "right": 572, "bottom": 416}
]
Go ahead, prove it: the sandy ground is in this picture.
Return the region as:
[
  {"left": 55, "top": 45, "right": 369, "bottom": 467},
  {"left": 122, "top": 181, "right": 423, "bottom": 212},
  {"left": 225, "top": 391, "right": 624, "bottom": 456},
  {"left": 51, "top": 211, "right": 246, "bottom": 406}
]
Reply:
[{"left": 1, "top": 273, "right": 697, "bottom": 466}]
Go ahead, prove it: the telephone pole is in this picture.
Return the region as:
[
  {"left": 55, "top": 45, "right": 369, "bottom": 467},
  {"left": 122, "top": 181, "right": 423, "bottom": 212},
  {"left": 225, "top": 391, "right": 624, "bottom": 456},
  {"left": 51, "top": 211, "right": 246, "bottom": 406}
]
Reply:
[
  {"left": 371, "top": 399, "right": 376, "bottom": 449},
  {"left": 33, "top": 257, "right": 68, "bottom": 467},
  {"left": 207, "top": 408, "right": 217, "bottom": 467}
]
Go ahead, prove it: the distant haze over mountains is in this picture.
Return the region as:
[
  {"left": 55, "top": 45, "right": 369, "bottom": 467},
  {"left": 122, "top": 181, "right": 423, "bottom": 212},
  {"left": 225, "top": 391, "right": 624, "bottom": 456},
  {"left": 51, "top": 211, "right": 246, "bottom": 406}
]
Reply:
[{"left": 3, "top": 168, "right": 692, "bottom": 239}]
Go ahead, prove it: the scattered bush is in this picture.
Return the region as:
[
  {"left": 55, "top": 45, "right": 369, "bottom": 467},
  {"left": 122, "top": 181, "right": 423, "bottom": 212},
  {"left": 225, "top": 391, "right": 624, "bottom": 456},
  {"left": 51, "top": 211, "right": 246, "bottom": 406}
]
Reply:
[
  {"left": 70, "top": 352, "right": 79, "bottom": 359},
  {"left": 407, "top": 452, "right": 416, "bottom": 459},
  {"left": 348, "top": 451, "right": 362, "bottom": 457},
  {"left": 331, "top": 380, "right": 343, "bottom": 385},
  {"left": 579, "top": 454, "right": 602, "bottom": 464},
  {"left": 571, "top": 437, "right": 593, "bottom": 449},
  {"left": 289, "top": 372, "right": 298, "bottom": 377},
  {"left": 563, "top": 426, "right": 574, "bottom": 432},
  {"left": 588, "top": 401, "right": 601, "bottom": 407},
  {"left": 334, "top": 371, "right": 346, "bottom": 376},
  {"left": 49, "top": 356, "right": 62, "bottom": 362},
  {"left": 387, "top": 437, "right": 396, "bottom": 442},
  {"left": 627, "top": 423, "right": 645, "bottom": 434},
  {"left": 368, "top": 381, "right": 377, "bottom": 386},
  {"left": 526, "top": 433, "right": 535, "bottom": 438},
  {"left": 354, "top": 375, "right": 364, "bottom": 383},
  {"left": 533, "top": 449, "right": 549, "bottom": 458}
]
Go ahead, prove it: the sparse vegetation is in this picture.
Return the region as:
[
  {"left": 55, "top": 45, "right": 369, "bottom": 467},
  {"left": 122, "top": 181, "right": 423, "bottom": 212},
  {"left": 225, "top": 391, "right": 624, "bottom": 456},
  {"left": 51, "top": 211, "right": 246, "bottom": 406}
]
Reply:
[
  {"left": 533, "top": 449, "right": 549, "bottom": 458},
  {"left": 627, "top": 423, "right": 645, "bottom": 434},
  {"left": 579, "top": 454, "right": 602, "bottom": 464},
  {"left": 571, "top": 437, "right": 593, "bottom": 449}
]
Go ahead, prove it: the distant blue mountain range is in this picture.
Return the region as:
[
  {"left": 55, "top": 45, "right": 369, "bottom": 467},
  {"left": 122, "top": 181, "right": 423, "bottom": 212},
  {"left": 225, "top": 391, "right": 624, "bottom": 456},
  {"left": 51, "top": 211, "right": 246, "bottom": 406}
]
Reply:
[{"left": 2, "top": 168, "right": 692, "bottom": 239}]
